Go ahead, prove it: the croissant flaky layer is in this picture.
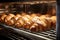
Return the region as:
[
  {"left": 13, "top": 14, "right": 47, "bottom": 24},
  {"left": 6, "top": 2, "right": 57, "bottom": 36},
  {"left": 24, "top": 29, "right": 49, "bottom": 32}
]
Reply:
[{"left": 0, "top": 13, "right": 56, "bottom": 32}]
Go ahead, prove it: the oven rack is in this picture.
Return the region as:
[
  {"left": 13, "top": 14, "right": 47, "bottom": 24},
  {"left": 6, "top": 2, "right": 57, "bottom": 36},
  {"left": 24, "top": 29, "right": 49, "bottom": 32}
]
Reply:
[{"left": 0, "top": 23, "right": 56, "bottom": 40}]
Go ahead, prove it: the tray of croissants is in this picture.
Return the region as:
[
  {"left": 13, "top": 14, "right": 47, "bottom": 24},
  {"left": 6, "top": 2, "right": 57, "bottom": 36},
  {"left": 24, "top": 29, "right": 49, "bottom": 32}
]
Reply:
[{"left": 0, "top": 12, "right": 56, "bottom": 32}]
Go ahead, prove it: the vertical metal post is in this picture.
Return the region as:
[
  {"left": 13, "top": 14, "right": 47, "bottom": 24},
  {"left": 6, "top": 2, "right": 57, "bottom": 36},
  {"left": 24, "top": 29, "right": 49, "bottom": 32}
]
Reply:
[{"left": 57, "top": 0, "right": 60, "bottom": 40}]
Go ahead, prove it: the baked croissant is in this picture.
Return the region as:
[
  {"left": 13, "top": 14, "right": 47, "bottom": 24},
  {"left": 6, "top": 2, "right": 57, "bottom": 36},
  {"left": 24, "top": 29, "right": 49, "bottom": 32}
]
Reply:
[
  {"left": 5, "top": 14, "right": 15, "bottom": 25},
  {"left": 50, "top": 16, "right": 56, "bottom": 29},
  {"left": 0, "top": 13, "right": 7, "bottom": 22}
]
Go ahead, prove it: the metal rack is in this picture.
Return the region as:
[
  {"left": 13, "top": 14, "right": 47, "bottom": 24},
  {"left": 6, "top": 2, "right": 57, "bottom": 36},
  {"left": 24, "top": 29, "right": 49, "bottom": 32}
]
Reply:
[
  {"left": 7, "top": 1, "right": 56, "bottom": 4},
  {"left": 0, "top": 23, "right": 56, "bottom": 40}
]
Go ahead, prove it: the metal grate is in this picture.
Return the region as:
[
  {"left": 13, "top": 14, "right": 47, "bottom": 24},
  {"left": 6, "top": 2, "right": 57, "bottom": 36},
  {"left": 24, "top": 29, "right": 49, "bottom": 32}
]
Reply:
[
  {"left": 18, "top": 28, "right": 56, "bottom": 40},
  {"left": 0, "top": 23, "right": 56, "bottom": 40},
  {"left": 35, "top": 30, "right": 56, "bottom": 40},
  {"left": 7, "top": 33, "right": 28, "bottom": 40}
]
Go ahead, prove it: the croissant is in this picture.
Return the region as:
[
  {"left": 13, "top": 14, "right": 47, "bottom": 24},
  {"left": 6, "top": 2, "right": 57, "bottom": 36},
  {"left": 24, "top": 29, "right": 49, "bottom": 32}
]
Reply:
[{"left": 5, "top": 14, "right": 15, "bottom": 25}]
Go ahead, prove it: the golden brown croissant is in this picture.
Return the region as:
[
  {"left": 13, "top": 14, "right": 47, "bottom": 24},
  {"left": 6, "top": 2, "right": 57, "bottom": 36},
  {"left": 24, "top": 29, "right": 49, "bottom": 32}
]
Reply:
[
  {"left": 15, "top": 17, "right": 25, "bottom": 28},
  {"left": 5, "top": 14, "right": 15, "bottom": 25},
  {"left": 22, "top": 15, "right": 32, "bottom": 29},
  {"left": 39, "top": 15, "right": 52, "bottom": 31},
  {"left": 30, "top": 23, "right": 39, "bottom": 32},
  {"left": 50, "top": 16, "right": 56, "bottom": 29},
  {"left": 0, "top": 14, "right": 7, "bottom": 22}
]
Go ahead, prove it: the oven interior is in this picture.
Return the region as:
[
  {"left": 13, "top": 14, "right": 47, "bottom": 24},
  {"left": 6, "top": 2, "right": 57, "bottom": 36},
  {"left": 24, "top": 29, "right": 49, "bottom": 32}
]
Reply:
[{"left": 0, "top": 1, "right": 56, "bottom": 40}]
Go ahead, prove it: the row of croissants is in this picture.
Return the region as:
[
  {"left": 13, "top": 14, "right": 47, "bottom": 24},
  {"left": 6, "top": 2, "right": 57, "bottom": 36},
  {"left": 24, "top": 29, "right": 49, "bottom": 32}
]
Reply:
[{"left": 0, "top": 13, "right": 56, "bottom": 32}]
